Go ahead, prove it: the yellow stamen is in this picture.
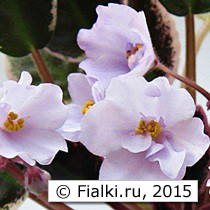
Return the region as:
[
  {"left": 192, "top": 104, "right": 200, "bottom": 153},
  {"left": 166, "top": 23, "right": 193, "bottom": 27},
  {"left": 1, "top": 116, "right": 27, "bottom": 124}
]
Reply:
[
  {"left": 17, "top": 118, "right": 25, "bottom": 124},
  {"left": 19, "top": 123, "right": 24, "bottom": 128},
  {"left": 81, "top": 100, "right": 95, "bottom": 115},
  {"left": 8, "top": 117, "right": 14, "bottom": 125},
  {"left": 135, "top": 119, "right": 162, "bottom": 140},
  {"left": 135, "top": 120, "right": 146, "bottom": 135},
  {"left": 15, "top": 124, "right": 21, "bottom": 131},
  {"left": 9, "top": 111, "right": 18, "bottom": 120},
  {"left": 4, "top": 123, "right": 13, "bottom": 130},
  {"left": 126, "top": 44, "right": 143, "bottom": 59},
  {"left": 4, "top": 111, "right": 25, "bottom": 132}
]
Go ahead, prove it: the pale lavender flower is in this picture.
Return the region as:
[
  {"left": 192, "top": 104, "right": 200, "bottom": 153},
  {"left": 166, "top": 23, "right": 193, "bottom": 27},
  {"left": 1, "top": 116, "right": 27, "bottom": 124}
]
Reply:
[
  {"left": 80, "top": 75, "right": 210, "bottom": 180},
  {"left": 77, "top": 3, "right": 156, "bottom": 87},
  {"left": 0, "top": 72, "right": 68, "bottom": 165},
  {"left": 58, "top": 73, "right": 106, "bottom": 142}
]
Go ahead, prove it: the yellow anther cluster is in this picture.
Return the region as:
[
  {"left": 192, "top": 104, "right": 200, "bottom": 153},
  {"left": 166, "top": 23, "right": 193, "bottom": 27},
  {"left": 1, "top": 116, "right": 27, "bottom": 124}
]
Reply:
[
  {"left": 135, "top": 119, "right": 162, "bottom": 140},
  {"left": 81, "top": 100, "right": 95, "bottom": 115},
  {"left": 146, "top": 120, "right": 162, "bottom": 140},
  {"left": 4, "top": 111, "right": 25, "bottom": 131},
  {"left": 135, "top": 120, "right": 146, "bottom": 135},
  {"left": 126, "top": 43, "right": 143, "bottom": 59}
]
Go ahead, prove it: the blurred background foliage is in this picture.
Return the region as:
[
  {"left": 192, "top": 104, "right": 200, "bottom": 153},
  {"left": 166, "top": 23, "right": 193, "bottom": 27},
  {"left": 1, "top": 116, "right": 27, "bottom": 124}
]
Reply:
[{"left": 0, "top": 170, "right": 26, "bottom": 209}]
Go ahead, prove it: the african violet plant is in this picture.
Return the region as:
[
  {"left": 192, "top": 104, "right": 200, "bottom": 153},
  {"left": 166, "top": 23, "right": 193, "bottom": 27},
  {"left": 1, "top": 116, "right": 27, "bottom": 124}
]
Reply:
[{"left": 0, "top": 0, "right": 209, "bottom": 209}]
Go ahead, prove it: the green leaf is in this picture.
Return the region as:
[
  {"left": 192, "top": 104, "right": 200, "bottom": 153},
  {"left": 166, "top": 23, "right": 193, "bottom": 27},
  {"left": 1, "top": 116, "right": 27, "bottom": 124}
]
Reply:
[
  {"left": 159, "top": 0, "right": 210, "bottom": 16},
  {"left": 130, "top": 0, "right": 181, "bottom": 82},
  {"left": 47, "top": 0, "right": 121, "bottom": 59},
  {"left": 0, "top": 170, "right": 25, "bottom": 209},
  {"left": 0, "top": 0, "right": 55, "bottom": 57}
]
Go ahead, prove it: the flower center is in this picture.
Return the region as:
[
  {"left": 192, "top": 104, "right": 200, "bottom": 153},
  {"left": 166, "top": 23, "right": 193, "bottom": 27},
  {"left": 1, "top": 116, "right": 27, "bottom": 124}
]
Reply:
[
  {"left": 81, "top": 100, "right": 95, "bottom": 115},
  {"left": 135, "top": 119, "right": 162, "bottom": 140},
  {"left": 4, "top": 111, "right": 25, "bottom": 131},
  {"left": 126, "top": 43, "right": 143, "bottom": 59}
]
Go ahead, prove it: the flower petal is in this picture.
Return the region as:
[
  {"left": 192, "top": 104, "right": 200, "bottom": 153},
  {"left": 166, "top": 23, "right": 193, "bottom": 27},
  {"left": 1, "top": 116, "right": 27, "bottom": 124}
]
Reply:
[
  {"left": 96, "top": 4, "right": 137, "bottom": 31},
  {"left": 128, "top": 12, "right": 156, "bottom": 72},
  {"left": 99, "top": 149, "right": 171, "bottom": 180},
  {"left": 150, "top": 77, "right": 195, "bottom": 127},
  {"left": 18, "top": 71, "right": 32, "bottom": 86},
  {"left": 68, "top": 73, "right": 96, "bottom": 105},
  {"left": 2, "top": 81, "right": 34, "bottom": 112},
  {"left": 0, "top": 102, "right": 11, "bottom": 128},
  {"left": 144, "top": 83, "right": 161, "bottom": 97},
  {"left": 0, "top": 130, "right": 19, "bottom": 159},
  {"left": 18, "top": 153, "right": 36, "bottom": 166},
  {"left": 122, "top": 133, "right": 152, "bottom": 153},
  {"left": 77, "top": 4, "right": 145, "bottom": 87},
  {"left": 145, "top": 141, "right": 164, "bottom": 159},
  {"left": 91, "top": 81, "right": 106, "bottom": 102},
  {"left": 80, "top": 100, "right": 137, "bottom": 157},
  {"left": 78, "top": 26, "right": 132, "bottom": 88},
  {"left": 57, "top": 104, "right": 83, "bottom": 142},
  {"left": 147, "top": 141, "right": 186, "bottom": 179},
  {"left": 18, "top": 84, "right": 68, "bottom": 130},
  {"left": 1, "top": 128, "right": 67, "bottom": 165},
  {"left": 129, "top": 12, "right": 151, "bottom": 43},
  {"left": 106, "top": 75, "right": 158, "bottom": 116},
  {"left": 170, "top": 117, "right": 210, "bottom": 167}
]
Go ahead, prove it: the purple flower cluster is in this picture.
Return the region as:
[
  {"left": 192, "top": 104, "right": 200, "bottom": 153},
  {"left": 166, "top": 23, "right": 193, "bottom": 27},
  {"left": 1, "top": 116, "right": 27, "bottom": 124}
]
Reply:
[
  {"left": 59, "top": 4, "right": 209, "bottom": 180},
  {"left": 0, "top": 72, "right": 67, "bottom": 166},
  {"left": 77, "top": 3, "right": 156, "bottom": 88},
  {"left": 0, "top": 4, "right": 209, "bottom": 183}
]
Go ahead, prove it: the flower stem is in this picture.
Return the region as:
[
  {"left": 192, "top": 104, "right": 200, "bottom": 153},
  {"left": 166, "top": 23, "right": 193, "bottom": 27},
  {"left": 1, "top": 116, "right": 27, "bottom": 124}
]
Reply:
[
  {"left": 29, "top": 193, "right": 55, "bottom": 210},
  {"left": 30, "top": 47, "right": 54, "bottom": 83},
  {"left": 181, "top": 17, "right": 210, "bottom": 89},
  {"left": 29, "top": 192, "right": 72, "bottom": 210},
  {"left": 5, "top": 161, "right": 72, "bottom": 210},
  {"left": 157, "top": 62, "right": 210, "bottom": 102},
  {"left": 185, "top": 13, "right": 196, "bottom": 102}
]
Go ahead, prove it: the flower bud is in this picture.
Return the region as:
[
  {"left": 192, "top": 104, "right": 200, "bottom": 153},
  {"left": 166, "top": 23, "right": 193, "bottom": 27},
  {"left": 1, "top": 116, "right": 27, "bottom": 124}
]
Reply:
[{"left": 25, "top": 166, "right": 51, "bottom": 195}]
